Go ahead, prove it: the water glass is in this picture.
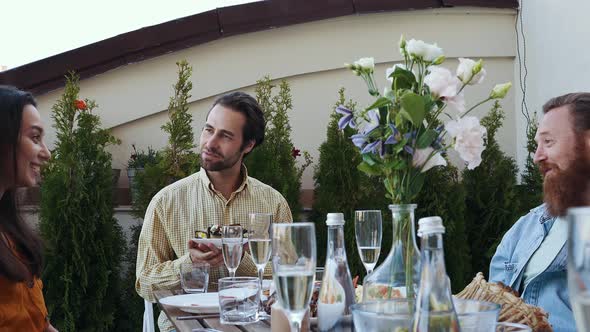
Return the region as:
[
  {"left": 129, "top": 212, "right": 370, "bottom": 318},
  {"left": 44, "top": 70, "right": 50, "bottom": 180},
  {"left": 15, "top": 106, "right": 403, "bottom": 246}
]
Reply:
[
  {"left": 222, "top": 225, "right": 244, "bottom": 278},
  {"left": 567, "top": 207, "right": 590, "bottom": 332},
  {"left": 495, "top": 322, "right": 532, "bottom": 332},
  {"left": 180, "top": 262, "right": 209, "bottom": 293},
  {"left": 454, "top": 298, "right": 500, "bottom": 332},
  {"left": 355, "top": 210, "right": 382, "bottom": 274},
  {"left": 218, "top": 277, "right": 260, "bottom": 325},
  {"left": 351, "top": 299, "right": 413, "bottom": 331},
  {"left": 272, "top": 222, "right": 317, "bottom": 332}
]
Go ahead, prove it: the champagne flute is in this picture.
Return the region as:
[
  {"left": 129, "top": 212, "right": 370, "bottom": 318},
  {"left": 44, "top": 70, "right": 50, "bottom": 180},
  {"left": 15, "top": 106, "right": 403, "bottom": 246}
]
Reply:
[
  {"left": 248, "top": 212, "right": 273, "bottom": 318},
  {"left": 222, "top": 225, "right": 244, "bottom": 278},
  {"left": 272, "top": 222, "right": 316, "bottom": 332},
  {"left": 355, "top": 210, "right": 382, "bottom": 275},
  {"left": 567, "top": 207, "right": 590, "bottom": 332}
]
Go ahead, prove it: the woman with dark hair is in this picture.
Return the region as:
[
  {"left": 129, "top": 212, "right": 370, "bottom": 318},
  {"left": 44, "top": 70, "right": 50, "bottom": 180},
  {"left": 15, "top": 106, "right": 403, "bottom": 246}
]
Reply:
[{"left": 0, "top": 86, "right": 57, "bottom": 331}]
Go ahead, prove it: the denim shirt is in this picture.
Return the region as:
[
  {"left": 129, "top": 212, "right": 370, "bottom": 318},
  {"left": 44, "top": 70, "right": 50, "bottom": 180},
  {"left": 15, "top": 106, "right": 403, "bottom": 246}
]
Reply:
[{"left": 489, "top": 204, "right": 574, "bottom": 332}]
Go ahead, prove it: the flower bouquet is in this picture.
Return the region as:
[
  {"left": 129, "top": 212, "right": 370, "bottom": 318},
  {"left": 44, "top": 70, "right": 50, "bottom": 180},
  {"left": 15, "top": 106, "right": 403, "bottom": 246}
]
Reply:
[{"left": 340, "top": 35, "right": 511, "bottom": 301}]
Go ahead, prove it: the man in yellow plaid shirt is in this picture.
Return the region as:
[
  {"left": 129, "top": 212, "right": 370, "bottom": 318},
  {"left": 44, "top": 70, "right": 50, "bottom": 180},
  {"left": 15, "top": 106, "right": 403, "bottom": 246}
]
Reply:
[{"left": 135, "top": 91, "right": 293, "bottom": 331}]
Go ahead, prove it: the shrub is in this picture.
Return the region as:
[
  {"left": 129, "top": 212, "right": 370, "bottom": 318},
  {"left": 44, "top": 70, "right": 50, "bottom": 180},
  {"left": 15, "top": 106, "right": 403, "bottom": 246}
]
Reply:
[
  {"left": 462, "top": 101, "right": 520, "bottom": 278},
  {"left": 245, "top": 76, "right": 312, "bottom": 219},
  {"left": 40, "top": 72, "right": 124, "bottom": 331}
]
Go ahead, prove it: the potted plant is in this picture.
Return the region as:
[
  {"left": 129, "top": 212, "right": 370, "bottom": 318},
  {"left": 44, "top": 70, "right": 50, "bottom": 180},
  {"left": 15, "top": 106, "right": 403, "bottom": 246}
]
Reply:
[{"left": 127, "top": 144, "right": 157, "bottom": 203}]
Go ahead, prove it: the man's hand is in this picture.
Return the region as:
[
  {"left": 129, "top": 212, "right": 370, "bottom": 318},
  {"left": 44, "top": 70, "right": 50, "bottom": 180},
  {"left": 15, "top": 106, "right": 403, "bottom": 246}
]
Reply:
[{"left": 188, "top": 239, "right": 224, "bottom": 267}]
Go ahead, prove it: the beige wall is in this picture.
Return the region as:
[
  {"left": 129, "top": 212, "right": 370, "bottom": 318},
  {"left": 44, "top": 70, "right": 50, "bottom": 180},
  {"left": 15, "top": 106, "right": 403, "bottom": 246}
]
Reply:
[
  {"left": 514, "top": 0, "right": 590, "bottom": 171},
  {"left": 34, "top": 7, "right": 517, "bottom": 190}
]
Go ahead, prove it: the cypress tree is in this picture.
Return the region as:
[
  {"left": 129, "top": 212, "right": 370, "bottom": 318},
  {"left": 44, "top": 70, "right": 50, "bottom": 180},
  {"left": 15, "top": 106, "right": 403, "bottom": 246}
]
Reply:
[
  {"left": 123, "top": 60, "right": 200, "bottom": 330},
  {"left": 40, "top": 73, "right": 124, "bottom": 331},
  {"left": 416, "top": 166, "right": 471, "bottom": 292},
  {"left": 518, "top": 113, "right": 543, "bottom": 214},
  {"left": 245, "top": 77, "right": 312, "bottom": 219},
  {"left": 312, "top": 87, "right": 388, "bottom": 278},
  {"left": 462, "top": 101, "right": 520, "bottom": 278}
]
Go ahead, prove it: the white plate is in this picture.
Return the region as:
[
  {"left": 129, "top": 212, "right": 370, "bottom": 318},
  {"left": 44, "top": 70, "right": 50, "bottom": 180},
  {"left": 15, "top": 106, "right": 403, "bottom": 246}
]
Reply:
[
  {"left": 192, "top": 238, "right": 248, "bottom": 248},
  {"left": 159, "top": 293, "right": 219, "bottom": 314}
]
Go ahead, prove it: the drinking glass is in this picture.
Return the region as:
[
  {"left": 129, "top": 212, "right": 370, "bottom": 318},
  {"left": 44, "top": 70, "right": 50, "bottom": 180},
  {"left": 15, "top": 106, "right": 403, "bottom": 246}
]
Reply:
[
  {"left": 355, "top": 210, "right": 382, "bottom": 274},
  {"left": 222, "top": 225, "right": 244, "bottom": 278},
  {"left": 179, "top": 262, "right": 209, "bottom": 293},
  {"left": 567, "top": 207, "right": 590, "bottom": 332},
  {"left": 272, "top": 222, "right": 317, "bottom": 332},
  {"left": 248, "top": 212, "right": 273, "bottom": 318},
  {"left": 218, "top": 276, "right": 260, "bottom": 325}
]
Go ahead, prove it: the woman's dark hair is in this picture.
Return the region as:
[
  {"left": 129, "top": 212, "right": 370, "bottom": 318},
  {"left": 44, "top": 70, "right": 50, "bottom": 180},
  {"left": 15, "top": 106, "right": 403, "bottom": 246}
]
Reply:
[
  {"left": 0, "top": 85, "right": 43, "bottom": 282},
  {"left": 212, "top": 91, "right": 265, "bottom": 152}
]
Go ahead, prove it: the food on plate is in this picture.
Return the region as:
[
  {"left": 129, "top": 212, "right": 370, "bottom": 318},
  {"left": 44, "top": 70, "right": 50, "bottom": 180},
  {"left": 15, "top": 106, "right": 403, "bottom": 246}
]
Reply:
[{"left": 194, "top": 224, "right": 248, "bottom": 239}]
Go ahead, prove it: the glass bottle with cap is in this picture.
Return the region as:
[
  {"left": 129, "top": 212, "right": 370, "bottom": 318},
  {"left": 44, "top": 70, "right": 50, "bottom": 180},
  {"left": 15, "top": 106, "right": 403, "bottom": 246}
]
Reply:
[
  {"left": 317, "top": 213, "right": 356, "bottom": 332},
  {"left": 412, "top": 216, "right": 460, "bottom": 332}
]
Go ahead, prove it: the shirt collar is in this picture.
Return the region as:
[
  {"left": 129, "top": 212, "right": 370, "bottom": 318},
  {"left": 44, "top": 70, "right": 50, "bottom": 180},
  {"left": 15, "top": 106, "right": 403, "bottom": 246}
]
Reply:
[{"left": 199, "top": 164, "right": 249, "bottom": 194}]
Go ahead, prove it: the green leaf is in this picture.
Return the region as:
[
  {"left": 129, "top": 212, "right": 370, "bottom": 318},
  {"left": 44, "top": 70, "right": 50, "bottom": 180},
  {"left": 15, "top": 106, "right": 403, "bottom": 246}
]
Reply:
[
  {"left": 400, "top": 92, "right": 426, "bottom": 126},
  {"left": 362, "top": 153, "right": 378, "bottom": 166},
  {"left": 389, "top": 67, "right": 416, "bottom": 90},
  {"left": 407, "top": 172, "right": 425, "bottom": 200},
  {"left": 358, "top": 161, "right": 381, "bottom": 176},
  {"left": 417, "top": 129, "right": 438, "bottom": 149},
  {"left": 366, "top": 97, "right": 393, "bottom": 111}
]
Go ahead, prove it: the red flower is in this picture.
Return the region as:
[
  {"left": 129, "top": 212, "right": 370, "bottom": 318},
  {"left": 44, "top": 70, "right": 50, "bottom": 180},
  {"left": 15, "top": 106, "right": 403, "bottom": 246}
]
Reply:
[
  {"left": 291, "top": 148, "right": 301, "bottom": 158},
  {"left": 74, "top": 99, "right": 87, "bottom": 110}
]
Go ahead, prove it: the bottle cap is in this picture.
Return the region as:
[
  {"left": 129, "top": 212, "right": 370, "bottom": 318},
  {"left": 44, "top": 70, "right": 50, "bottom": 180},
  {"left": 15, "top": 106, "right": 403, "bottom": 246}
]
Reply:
[
  {"left": 326, "top": 213, "right": 345, "bottom": 226},
  {"left": 417, "top": 216, "right": 445, "bottom": 237}
]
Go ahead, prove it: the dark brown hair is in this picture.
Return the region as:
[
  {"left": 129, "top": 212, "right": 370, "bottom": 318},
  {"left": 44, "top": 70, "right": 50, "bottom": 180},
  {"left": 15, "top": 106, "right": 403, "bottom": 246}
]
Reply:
[
  {"left": 543, "top": 92, "right": 590, "bottom": 134},
  {"left": 211, "top": 91, "right": 265, "bottom": 152},
  {"left": 0, "top": 85, "right": 43, "bottom": 282}
]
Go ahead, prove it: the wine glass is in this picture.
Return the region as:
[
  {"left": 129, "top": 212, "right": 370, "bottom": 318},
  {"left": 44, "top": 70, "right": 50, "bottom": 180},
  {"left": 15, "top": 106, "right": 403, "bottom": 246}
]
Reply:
[
  {"left": 272, "top": 222, "right": 317, "bottom": 332},
  {"left": 222, "top": 225, "right": 244, "bottom": 278},
  {"left": 567, "top": 207, "right": 590, "bottom": 332},
  {"left": 355, "top": 210, "right": 382, "bottom": 275},
  {"left": 248, "top": 212, "right": 273, "bottom": 318}
]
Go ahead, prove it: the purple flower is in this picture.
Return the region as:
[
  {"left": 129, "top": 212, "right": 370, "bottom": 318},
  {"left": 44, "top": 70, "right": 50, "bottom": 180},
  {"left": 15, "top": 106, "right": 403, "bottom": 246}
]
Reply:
[
  {"left": 404, "top": 145, "right": 414, "bottom": 155},
  {"left": 403, "top": 131, "right": 417, "bottom": 155},
  {"left": 385, "top": 124, "right": 400, "bottom": 144},
  {"left": 351, "top": 134, "right": 368, "bottom": 149},
  {"left": 361, "top": 140, "right": 381, "bottom": 155},
  {"left": 336, "top": 105, "right": 356, "bottom": 129},
  {"left": 362, "top": 109, "right": 380, "bottom": 134}
]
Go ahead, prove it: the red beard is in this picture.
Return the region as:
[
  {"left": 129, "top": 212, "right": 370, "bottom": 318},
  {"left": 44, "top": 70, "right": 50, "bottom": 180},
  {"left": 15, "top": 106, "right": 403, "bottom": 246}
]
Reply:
[{"left": 541, "top": 141, "right": 590, "bottom": 216}]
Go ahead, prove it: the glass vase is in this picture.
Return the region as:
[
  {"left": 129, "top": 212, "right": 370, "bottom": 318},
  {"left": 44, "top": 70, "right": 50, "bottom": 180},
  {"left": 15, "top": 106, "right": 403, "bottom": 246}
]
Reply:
[{"left": 362, "top": 204, "right": 420, "bottom": 302}]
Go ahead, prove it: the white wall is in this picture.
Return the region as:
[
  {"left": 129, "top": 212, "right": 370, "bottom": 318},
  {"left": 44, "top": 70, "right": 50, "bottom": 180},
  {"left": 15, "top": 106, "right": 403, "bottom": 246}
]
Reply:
[
  {"left": 514, "top": 0, "right": 590, "bottom": 172},
  {"left": 34, "top": 7, "right": 517, "bottom": 191}
]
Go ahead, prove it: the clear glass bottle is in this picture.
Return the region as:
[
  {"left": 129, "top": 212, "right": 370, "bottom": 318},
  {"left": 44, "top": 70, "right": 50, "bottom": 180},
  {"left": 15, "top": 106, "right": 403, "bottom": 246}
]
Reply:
[
  {"left": 412, "top": 216, "right": 460, "bottom": 332},
  {"left": 318, "top": 213, "right": 356, "bottom": 332},
  {"left": 362, "top": 204, "right": 421, "bottom": 301}
]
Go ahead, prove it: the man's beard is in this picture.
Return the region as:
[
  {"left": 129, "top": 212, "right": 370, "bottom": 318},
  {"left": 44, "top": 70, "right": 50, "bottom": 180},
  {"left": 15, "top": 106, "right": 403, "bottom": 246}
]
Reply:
[
  {"left": 541, "top": 141, "right": 590, "bottom": 217},
  {"left": 201, "top": 147, "right": 243, "bottom": 172}
]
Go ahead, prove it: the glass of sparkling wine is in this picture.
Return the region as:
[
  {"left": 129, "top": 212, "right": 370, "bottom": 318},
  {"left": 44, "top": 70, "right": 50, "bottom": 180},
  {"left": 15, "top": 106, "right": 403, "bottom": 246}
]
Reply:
[
  {"left": 222, "top": 225, "right": 244, "bottom": 278},
  {"left": 248, "top": 213, "right": 273, "bottom": 317},
  {"left": 355, "top": 210, "right": 382, "bottom": 275},
  {"left": 567, "top": 207, "right": 590, "bottom": 332},
  {"left": 272, "top": 222, "right": 316, "bottom": 332}
]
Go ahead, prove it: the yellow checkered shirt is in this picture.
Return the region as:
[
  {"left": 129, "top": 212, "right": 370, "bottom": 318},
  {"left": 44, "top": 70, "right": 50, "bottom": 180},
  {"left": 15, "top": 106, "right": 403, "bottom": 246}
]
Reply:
[{"left": 135, "top": 167, "right": 292, "bottom": 331}]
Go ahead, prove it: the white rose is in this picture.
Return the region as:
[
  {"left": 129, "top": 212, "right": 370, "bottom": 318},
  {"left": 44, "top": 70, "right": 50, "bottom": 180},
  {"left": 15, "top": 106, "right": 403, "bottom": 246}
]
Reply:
[
  {"left": 456, "top": 58, "right": 486, "bottom": 85},
  {"left": 412, "top": 147, "right": 447, "bottom": 173},
  {"left": 445, "top": 116, "right": 487, "bottom": 169},
  {"left": 424, "top": 66, "right": 465, "bottom": 113},
  {"left": 354, "top": 57, "right": 375, "bottom": 71},
  {"left": 386, "top": 63, "right": 407, "bottom": 83},
  {"left": 406, "top": 39, "right": 443, "bottom": 62}
]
